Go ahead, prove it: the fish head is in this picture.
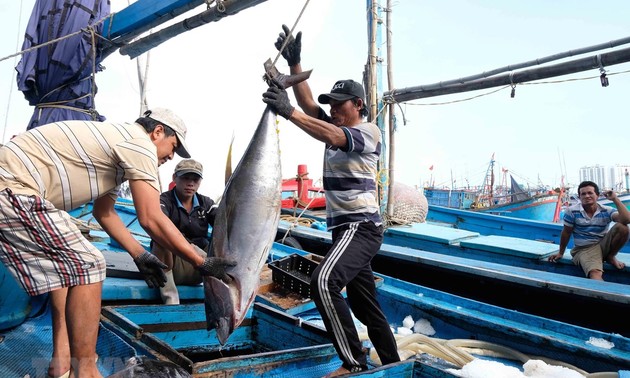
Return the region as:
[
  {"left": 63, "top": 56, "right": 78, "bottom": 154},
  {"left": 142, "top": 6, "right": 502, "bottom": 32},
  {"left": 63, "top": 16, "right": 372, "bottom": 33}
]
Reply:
[
  {"left": 203, "top": 275, "right": 241, "bottom": 345},
  {"left": 107, "top": 356, "right": 192, "bottom": 377}
]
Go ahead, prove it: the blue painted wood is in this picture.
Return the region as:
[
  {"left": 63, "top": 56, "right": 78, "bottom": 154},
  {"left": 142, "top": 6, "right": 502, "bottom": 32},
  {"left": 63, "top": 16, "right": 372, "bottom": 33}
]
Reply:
[
  {"left": 102, "top": 278, "right": 203, "bottom": 301},
  {"left": 102, "top": 0, "right": 205, "bottom": 40},
  {"left": 459, "top": 235, "right": 559, "bottom": 259},
  {"left": 427, "top": 204, "right": 564, "bottom": 244},
  {"left": 102, "top": 302, "right": 340, "bottom": 376},
  {"left": 375, "top": 275, "right": 630, "bottom": 372},
  {"left": 280, "top": 220, "right": 630, "bottom": 284},
  {"left": 6, "top": 238, "right": 630, "bottom": 376},
  {"left": 377, "top": 244, "right": 630, "bottom": 303},
  {"left": 100, "top": 261, "right": 630, "bottom": 374},
  {"left": 386, "top": 222, "right": 479, "bottom": 244},
  {"left": 427, "top": 204, "right": 630, "bottom": 255},
  {"left": 0, "top": 261, "right": 31, "bottom": 330}
]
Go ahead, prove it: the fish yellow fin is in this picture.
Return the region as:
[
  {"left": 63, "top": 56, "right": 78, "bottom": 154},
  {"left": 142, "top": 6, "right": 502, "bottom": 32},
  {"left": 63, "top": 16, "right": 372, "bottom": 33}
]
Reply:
[{"left": 225, "top": 132, "right": 235, "bottom": 185}]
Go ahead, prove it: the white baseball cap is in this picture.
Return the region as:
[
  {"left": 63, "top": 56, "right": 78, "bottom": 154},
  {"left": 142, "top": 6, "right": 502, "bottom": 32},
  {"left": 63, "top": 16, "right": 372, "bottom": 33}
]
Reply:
[{"left": 143, "top": 108, "right": 191, "bottom": 158}]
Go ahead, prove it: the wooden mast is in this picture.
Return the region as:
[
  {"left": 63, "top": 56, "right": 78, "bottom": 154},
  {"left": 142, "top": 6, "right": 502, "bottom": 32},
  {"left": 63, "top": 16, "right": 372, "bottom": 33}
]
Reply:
[{"left": 366, "top": 0, "right": 389, "bottom": 213}]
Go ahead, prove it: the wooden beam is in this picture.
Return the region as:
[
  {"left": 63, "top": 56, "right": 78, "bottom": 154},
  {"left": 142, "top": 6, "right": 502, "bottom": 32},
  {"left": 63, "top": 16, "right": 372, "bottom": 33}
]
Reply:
[
  {"left": 103, "top": 0, "right": 205, "bottom": 42},
  {"left": 119, "top": 0, "right": 269, "bottom": 59}
]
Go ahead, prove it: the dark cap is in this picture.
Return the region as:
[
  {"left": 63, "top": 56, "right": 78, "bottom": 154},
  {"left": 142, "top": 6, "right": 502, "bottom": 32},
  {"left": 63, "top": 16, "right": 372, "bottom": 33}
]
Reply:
[{"left": 317, "top": 79, "right": 365, "bottom": 104}]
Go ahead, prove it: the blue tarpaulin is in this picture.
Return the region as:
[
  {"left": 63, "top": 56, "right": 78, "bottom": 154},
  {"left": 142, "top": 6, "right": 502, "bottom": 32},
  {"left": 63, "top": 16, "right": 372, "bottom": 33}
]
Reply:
[{"left": 16, "top": 0, "right": 110, "bottom": 130}]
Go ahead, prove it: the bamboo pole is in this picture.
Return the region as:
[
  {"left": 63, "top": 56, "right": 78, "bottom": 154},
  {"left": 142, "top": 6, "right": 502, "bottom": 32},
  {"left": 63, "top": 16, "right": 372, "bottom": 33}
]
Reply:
[
  {"left": 367, "top": 2, "right": 378, "bottom": 123},
  {"left": 366, "top": 0, "right": 389, "bottom": 212},
  {"left": 384, "top": 45, "right": 630, "bottom": 102},
  {"left": 394, "top": 35, "right": 630, "bottom": 93},
  {"left": 385, "top": 0, "right": 395, "bottom": 218}
]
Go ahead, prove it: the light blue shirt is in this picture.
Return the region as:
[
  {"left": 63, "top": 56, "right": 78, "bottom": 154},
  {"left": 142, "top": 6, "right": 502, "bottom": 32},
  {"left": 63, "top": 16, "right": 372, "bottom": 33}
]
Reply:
[{"left": 563, "top": 203, "right": 616, "bottom": 247}]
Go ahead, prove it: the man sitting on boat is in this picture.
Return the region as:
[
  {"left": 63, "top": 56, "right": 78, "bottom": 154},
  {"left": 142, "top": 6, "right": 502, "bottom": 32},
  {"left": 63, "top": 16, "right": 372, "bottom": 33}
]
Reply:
[
  {"left": 548, "top": 180, "right": 629, "bottom": 280},
  {"left": 152, "top": 158, "right": 216, "bottom": 304}
]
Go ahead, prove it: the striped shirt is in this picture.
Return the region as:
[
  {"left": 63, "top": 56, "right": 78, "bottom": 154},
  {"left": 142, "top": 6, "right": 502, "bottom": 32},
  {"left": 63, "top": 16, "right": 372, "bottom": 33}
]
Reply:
[
  {"left": 0, "top": 120, "right": 160, "bottom": 211},
  {"left": 563, "top": 202, "right": 616, "bottom": 247},
  {"left": 320, "top": 116, "right": 382, "bottom": 229}
]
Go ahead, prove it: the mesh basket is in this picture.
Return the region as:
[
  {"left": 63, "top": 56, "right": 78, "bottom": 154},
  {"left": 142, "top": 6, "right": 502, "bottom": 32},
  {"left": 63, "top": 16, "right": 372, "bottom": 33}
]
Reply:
[{"left": 268, "top": 254, "right": 319, "bottom": 298}]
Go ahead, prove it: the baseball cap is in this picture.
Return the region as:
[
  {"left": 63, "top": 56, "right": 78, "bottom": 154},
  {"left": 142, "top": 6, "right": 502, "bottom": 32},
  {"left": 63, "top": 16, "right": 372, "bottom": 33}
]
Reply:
[
  {"left": 174, "top": 159, "right": 203, "bottom": 178},
  {"left": 143, "top": 108, "right": 191, "bottom": 158},
  {"left": 318, "top": 79, "right": 366, "bottom": 104}
]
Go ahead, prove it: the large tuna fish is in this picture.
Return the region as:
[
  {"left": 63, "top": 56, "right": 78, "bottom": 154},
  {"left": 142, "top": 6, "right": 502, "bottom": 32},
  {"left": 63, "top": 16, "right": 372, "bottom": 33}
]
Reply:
[
  {"left": 203, "top": 65, "right": 311, "bottom": 344},
  {"left": 203, "top": 105, "right": 283, "bottom": 344}
]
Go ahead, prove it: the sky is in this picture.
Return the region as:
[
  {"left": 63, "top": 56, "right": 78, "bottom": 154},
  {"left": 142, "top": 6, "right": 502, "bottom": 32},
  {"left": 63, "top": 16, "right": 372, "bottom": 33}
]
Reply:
[{"left": 1, "top": 1, "right": 630, "bottom": 200}]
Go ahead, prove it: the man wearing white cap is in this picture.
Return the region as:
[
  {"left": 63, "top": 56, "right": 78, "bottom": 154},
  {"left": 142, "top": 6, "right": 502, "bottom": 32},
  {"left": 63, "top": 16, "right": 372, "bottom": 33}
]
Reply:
[
  {"left": 0, "top": 108, "right": 235, "bottom": 378},
  {"left": 153, "top": 158, "right": 217, "bottom": 304}
]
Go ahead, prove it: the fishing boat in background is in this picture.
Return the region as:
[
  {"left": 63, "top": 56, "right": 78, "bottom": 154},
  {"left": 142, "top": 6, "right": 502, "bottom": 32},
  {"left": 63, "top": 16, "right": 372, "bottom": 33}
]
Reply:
[
  {"left": 281, "top": 164, "right": 325, "bottom": 211},
  {"left": 424, "top": 154, "right": 564, "bottom": 223},
  {"left": 597, "top": 191, "right": 630, "bottom": 209}
]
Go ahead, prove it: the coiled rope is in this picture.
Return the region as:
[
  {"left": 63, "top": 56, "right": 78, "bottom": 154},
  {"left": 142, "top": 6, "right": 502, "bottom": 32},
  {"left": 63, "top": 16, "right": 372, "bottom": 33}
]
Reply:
[{"left": 361, "top": 332, "right": 617, "bottom": 377}]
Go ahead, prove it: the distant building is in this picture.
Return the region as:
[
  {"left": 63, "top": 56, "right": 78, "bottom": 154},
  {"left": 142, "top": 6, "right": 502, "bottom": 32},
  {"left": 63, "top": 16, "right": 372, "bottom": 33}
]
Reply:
[
  {"left": 579, "top": 165, "right": 606, "bottom": 189},
  {"left": 579, "top": 164, "right": 630, "bottom": 191},
  {"left": 610, "top": 165, "right": 630, "bottom": 192}
]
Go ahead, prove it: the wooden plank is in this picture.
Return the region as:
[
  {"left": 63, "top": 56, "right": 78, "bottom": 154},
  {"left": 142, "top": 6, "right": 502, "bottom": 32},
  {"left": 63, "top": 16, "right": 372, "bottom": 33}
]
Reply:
[
  {"left": 459, "top": 235, "right": 559, "bottom": 259},
  {"left": 386, "top": 222, "right": 479, "bottom": 245},
  {"left": 103, "top": 0, "right": 205, "bottom": 40},
  {"left": 103, "top": 250, "right": 142, "bottom": 279},
  {"left": 378, "top": 244, "right": 630, "bottom": 304},
  {"left": 102, "top": 277, "right": 204, "bottom": 301}
]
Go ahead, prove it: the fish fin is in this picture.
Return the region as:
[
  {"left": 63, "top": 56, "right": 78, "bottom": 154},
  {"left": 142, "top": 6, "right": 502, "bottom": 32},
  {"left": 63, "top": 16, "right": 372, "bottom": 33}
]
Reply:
[{"left": 225, "top": 132, "right": 235, "bottom": 185}]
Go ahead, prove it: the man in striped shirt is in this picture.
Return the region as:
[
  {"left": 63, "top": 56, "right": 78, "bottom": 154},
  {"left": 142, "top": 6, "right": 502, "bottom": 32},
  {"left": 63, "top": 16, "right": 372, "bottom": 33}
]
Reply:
[
  {"left": 262, "top": 25, "right": 400, "bottom": 377},
  {"left": 0, "top": 108, "right": 235, "bottom": 378},
  {"left": 548, "top": 180, "right": 629, "bottom": 280}
]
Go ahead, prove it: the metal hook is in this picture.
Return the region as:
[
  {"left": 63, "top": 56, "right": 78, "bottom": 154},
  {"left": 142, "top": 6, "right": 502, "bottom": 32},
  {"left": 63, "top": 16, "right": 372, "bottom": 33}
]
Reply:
[{"left": 597, "top": 54, "right": 609, "bottom": 87}]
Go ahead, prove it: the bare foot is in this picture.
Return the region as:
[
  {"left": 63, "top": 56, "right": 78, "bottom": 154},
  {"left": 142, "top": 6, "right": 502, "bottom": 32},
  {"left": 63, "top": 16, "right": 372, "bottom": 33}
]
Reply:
[
  {"left": 48, "top": 355, "right": 71, "bottom": 378},
  {"left": 607, "top": 256, "right": 626, "bottom": 270},
  {"left": 47, "top": 370, "right": 70, "bottom": 378},
  {"left": 50, "top": 354, "right": 98, "bottom": 378},
  {"left": 325, "top": 366, "right": 352, "bottom": 377}
]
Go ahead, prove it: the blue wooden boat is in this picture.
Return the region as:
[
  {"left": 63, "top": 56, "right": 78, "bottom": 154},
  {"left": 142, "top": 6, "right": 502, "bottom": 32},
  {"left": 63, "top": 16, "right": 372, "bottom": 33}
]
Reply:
[
  {"left": 3, "top": 202, "right": 630, "bottom": 377},
  {"left": 99, "top": 265, "right": 630, "bottom": 376},
  {"left": 4, "top": 245, "right": 630, "bottom": 376},
  {"left": 70, "top": 196, "right": 630, "bottom": 339},
  {"left": 598, "top": 192, "right": 630, "bottom": 209},
  {"left": 424, "top": 187, "right": 560, "bottom": 221},
  {"left": 279, "top": 215, "right": 630, "bottom": 285},
  {"left": 474, "top": 192, "right": 559, "bottom": 222},
  {"left": 423, "top": 187, "right": 477, "bottom": 209},
  {"left": 277, "top": 219, "right": 630, "bottom": 337},
  {"left": 423, "top": 156, "right": 562, "bottom": 222},
  {"left": 425, "top": 203, "right": 630, "bottom": 254}
]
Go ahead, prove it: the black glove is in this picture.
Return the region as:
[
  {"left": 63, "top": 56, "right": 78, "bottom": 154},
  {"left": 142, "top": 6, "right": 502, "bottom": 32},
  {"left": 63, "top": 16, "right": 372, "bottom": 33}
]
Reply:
[
  {"left": 275, "top": 24, "right": 302, "bottom": 66},
  {"left": 262, "top": 86, "right": 294, "bottom": 119},
  {"left": 133, "top": 251, "right": 168, "bottom": 288},
  {"left": 198, "top": 257, "right": 237, "bottom": 283}
]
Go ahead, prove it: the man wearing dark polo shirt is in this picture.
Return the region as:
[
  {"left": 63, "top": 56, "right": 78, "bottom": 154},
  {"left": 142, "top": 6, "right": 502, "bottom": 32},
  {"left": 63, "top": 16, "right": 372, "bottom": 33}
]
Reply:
[{"left": 152, "top": 159, "right": 217, "bottom": 304}]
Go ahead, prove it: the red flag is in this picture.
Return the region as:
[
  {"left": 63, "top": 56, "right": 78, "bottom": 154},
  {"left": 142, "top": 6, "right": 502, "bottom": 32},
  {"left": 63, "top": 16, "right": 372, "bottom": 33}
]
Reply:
[{"left": 429, "top": 165, "right": 434, "bottom": 171}]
